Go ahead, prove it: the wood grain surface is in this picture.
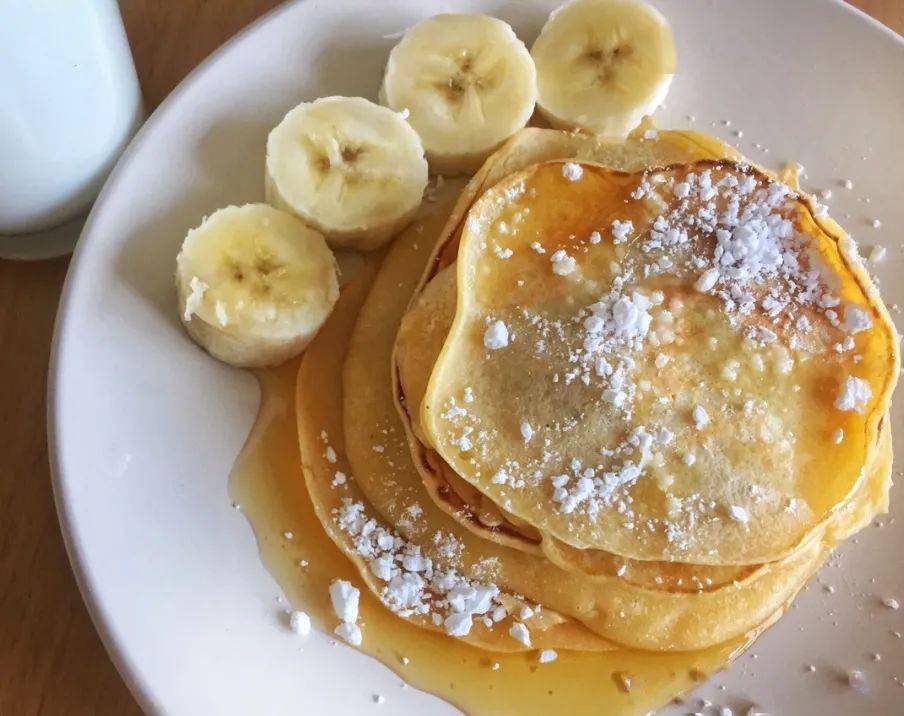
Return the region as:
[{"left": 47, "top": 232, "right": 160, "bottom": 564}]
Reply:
[{"left": 0, "top": 1, "right": 898, "bottom": 714}]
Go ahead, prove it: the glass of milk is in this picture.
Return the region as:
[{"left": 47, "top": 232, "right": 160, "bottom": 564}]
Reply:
[{"left": 0, "top": 0, "right": 144, "bottom": 260}]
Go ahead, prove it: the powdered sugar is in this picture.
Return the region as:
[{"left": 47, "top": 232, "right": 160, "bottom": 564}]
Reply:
[
  {"left": 584, "top": 292, "right": 653, "bottom": 347},
  {"left": 844, "top": 305, "right": 873, "bottom": 334},
  {"left": 611, "top": 219, "right": 633, "bottom": 244},
  {"left": 728, "top": 505, "right": 750, "bottom": 523},
  {"left": 334, "top": 498, "right": 510, "bottom": 640},
  {"left": 330, "top": 579, "right": 360, "bottom": 623},
  {"left": 483, "top": 320, "right": 509, "bottom": 350},
  {"left": 835, "top": 376, "right": 872, "bottom": 413},
  {"left": 562, "top": 162, "right": 583, "bottom": 182},
  {"left": 550, "top": 249, "right": 577, "bottom": 276},
  {"left": 694, "top": 267, "right": 719, "bottom": 292},
  {"left": 334, "top": 622, "right": 362, "bottom": 646},
  {"left": 288, "top": 610, "right": 312, "bottom": 637},
  {"left": 508, "top": 621, "right": 531, "bottom": 646},
  {"left": 329, "top": 578, "right": 362, "bottom": 645}
]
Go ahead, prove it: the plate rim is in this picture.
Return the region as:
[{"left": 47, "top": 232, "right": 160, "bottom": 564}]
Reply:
[{"left": 45, "top": 0, "right": 904, "bottom": 713}]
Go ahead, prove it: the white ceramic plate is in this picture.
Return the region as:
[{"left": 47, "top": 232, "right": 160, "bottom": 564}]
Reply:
[{"left": 49, "top": 1, "right": 904, "bottom": 713}]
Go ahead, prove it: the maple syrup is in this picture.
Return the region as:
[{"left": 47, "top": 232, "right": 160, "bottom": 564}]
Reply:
[{"left": 229, "top": 362, "right": 743, "bottom": 715}]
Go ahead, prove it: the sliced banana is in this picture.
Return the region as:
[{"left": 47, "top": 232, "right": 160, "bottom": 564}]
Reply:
[
  {"left": 531, "top": 0, "right": 675, "bottom": 137},
  {"left": 175, "top": 204, "right": 339, "bottom": 368},
  {"left": 266, "top": 96, "right": 428, "bottom": 251},
  {"left": 380, "top": 14, "right": 537, "bottom": 175}
]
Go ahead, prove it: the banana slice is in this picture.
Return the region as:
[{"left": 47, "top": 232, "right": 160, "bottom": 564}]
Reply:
[
  {"left": 531, "top": 0, "right": 676, "bottom": 137},
  {"left": 266, "top": 96, "right": 428, "bottom": 251},
  {"left": 175, "top": 204, "right": 339, "bottom": 368},
  {"left": 380, "top": 14, "right": 537, "bottom": 175}
]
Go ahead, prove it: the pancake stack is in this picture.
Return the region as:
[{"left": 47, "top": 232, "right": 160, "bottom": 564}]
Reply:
[{"left": 296, "top": 126, "right": 897, "bottom": 657}]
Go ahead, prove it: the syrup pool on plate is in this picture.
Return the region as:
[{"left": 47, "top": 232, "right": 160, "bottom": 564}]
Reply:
[{"left": 228, "top": 361, "right": 750, "bottom": 716}]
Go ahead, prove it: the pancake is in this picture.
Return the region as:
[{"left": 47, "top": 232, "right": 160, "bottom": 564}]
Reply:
[
  {"left": 421, "top": 159, "right": 897, "bottom": 565},
  {"left": 395, "top": 260, "right": 891, "bottom": 591},
  {"left": 322, "top": 174, "right": 888, "bottom": 652},
  {"left": 395, "top": 126, "right": 746, "bottom": 555}
]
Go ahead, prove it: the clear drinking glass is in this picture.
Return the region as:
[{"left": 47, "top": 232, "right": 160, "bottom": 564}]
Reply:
[{"left": 0, "top": 0, "right": 144, "bottom": 259}]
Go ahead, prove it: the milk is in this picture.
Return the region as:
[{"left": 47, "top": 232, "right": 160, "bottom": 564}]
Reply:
[{"left": 0, "top": 0, "right": 143, "bottom": 236}]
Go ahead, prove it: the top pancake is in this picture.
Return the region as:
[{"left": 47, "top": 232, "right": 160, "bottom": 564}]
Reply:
[
  {"left": 396, "top": 126, "right": 750, "bottom": 556},
  {"left": 421, "top": 159, "right": 897, "bottom": 565}
]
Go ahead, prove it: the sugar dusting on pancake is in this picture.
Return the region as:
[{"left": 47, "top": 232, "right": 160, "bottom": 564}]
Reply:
[{"left": 422, "top": 159, "right": 897, "bottom": 564}]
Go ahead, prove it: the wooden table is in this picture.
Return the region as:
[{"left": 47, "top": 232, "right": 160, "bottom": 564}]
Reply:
[{"left": 0, "top": 1, "right": 899, "bottom": 713}]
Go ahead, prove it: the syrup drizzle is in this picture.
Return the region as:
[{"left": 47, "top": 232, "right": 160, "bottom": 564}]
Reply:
[{"left": 227, "top": 362, "right": 751, "bottom": 714}]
